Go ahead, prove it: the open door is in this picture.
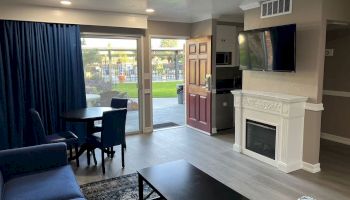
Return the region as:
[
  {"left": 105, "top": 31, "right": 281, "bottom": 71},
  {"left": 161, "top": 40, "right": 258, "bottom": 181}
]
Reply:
[{"left": 186, "top": 36, "right": 212, "bottom": 133}]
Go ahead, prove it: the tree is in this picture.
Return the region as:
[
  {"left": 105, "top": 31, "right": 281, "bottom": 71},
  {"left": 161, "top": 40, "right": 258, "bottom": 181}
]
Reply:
[
  {"left": 160, "top": 39, "right": 178, "bottom": 48},
  {"left": 82, "top": 49, "right": 101, "bottom": 66}
]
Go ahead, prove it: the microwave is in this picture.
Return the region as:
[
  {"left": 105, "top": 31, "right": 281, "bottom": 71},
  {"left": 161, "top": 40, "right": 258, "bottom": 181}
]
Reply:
[{"left": 216, "top": 52, "right": 232, "bottom": 65}]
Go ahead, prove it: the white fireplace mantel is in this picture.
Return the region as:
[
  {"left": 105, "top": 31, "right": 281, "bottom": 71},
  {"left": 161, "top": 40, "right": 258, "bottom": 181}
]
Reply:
[{"left": 231, "top": 90, "right": 308, "bottom": 173}]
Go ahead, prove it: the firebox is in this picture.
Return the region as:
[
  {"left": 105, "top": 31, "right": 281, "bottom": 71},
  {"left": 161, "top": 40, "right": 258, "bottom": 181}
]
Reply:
[{"left": 246, "top": 119, "right": 276, "bottom": 160}]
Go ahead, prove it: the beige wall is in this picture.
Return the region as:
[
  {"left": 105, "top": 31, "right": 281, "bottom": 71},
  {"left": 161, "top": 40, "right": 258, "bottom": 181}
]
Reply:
[
  {"left": 322, "top": 28, "right": 350, "bottom": 139},
  {"left": 304, "top": 111, "right": 322, "bottom": 164},
  {"left": 323, "top": 0, "right": 350, "bottom": 22},
  {"left": 0, "top": 2, "right": 147, "bottom": 29},
  {"left": 243, "top": 0, "right": 326, "bottom": 164},
  {"left": 190, "top": 19, "right": 214, "bottom": 38},
  {"left": 148, "top": 21, "right": 191, "bottom": 37}
]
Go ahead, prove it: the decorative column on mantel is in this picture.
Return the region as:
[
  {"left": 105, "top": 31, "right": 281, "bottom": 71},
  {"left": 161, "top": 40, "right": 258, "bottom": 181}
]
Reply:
[{"left": 231, "top": 90, "right": 308, "bottom": 173}]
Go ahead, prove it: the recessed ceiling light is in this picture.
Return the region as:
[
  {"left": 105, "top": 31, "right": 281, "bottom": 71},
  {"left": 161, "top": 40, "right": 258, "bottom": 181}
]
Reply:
[
  {"left": 146, "top": 8, "right": 155, "bottom": 13},
  {"left": 60, "top": 0, "right": 72, "bottom": 5}
]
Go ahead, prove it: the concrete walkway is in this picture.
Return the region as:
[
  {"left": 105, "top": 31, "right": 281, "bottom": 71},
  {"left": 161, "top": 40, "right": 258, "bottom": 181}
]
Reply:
[
  {"left": 125, "top": 97, "right": 185, "bottom": 132},
  {"left": 152, "top": 98, "right": 185, "bottom": 127}
]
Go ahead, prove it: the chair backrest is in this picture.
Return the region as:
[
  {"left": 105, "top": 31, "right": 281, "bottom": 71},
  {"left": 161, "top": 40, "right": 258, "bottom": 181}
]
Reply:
[
  {"left": 111, "top": 98, "right": 128, "bottom": 109},
  {"left": 101, "top": 109, "right": 127, "bottom": 148},
  {"left": 29, "top": 109, "right": 48, "bottom": 144}
]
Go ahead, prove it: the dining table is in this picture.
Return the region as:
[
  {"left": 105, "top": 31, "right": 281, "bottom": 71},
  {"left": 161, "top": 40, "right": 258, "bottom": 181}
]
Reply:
[{"left": 60, "top": 106, "right": 120, "bottom": 160}]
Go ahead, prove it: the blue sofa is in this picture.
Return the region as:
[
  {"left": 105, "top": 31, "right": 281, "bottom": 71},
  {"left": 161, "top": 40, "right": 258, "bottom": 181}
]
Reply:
[{"left": 0, "top": 143, "right": 85, "bottom": 200}]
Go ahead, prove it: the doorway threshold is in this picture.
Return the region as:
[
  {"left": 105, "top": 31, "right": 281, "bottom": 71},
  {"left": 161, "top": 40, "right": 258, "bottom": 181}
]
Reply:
[
  {"left": 154, "top": 122, "right": 180, "bottom": 129},
  {"left": 153, "top": 123, "right": 184, "bottom": 131}
]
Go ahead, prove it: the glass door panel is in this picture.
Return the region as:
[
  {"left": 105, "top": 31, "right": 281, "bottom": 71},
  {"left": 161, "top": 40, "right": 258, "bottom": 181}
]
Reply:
[{"left": 81, "top": 37, "right": 140, "bottom": 133}]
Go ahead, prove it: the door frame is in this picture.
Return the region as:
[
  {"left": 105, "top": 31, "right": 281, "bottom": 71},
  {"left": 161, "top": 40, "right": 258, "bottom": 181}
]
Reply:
[
  {"left": 149, "top": 35, "right": 189, "bottom": 130},
  {"left": 80, "top": 33, "right": 144, "bottom": 135}
]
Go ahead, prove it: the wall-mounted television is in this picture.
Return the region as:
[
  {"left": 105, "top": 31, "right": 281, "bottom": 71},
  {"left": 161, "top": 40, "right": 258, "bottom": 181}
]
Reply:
[{"left": 238, "top": 24, "right": 296, "bottom": 72}]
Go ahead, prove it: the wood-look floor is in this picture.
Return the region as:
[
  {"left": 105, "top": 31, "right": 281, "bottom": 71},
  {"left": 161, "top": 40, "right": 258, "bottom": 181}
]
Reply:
[{"left": 73, "top": 127, "right": 350, "bottom": 200}]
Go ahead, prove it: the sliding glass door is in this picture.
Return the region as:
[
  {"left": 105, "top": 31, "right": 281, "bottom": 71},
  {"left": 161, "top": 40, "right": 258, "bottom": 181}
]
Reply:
[{"left": 81, "top": 37, "right": 140, "bottom": 133}]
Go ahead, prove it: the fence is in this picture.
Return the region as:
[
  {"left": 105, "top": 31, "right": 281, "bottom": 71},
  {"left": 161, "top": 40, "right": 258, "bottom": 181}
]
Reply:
[{"left": 84, "top": 49, "right": 184, "bottom": 84}]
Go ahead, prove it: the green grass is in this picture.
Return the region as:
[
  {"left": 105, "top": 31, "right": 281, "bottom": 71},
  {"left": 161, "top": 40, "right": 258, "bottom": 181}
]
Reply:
[{"left": 113, "top": 81, "right": 183, "bottom": 98}]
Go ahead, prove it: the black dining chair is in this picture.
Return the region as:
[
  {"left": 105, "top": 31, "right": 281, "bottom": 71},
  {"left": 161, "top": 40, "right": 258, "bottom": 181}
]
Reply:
[
  {"left": 87, "top": 109, "right": 127, "bottom": 174},
  {"left": 111, "top": 97, "right": 128, "bottom": 109},
  {"left": 29, "top": 109, "right": 80, "bottom": 167},
  {"left": 94, "top": 97, "right": 128, "bottom": 153}
]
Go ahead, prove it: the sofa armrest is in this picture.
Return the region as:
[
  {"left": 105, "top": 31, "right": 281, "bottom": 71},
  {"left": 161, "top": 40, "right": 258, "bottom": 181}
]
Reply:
[
  {"left": 0, "top": 171, "right": 3, "bottom": 200},
  {"left": 0, "top": 143, "right": 68, "bottom": 181}
]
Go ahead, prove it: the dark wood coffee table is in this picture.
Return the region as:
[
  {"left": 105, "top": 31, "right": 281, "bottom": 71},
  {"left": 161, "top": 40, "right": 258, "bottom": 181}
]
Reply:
[{"left": 137, "top": 160, "right": 248, "bottom": 200}]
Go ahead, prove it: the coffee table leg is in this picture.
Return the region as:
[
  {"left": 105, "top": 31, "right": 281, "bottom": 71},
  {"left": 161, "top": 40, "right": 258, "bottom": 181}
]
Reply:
[{"left": 138, "top": 173, "right": 143, "bottom": 200}]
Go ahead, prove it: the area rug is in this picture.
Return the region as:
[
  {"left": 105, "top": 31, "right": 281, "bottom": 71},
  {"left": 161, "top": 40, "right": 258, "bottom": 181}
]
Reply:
[
  {"left": 153, "top": 122, "right": 180, "bottom": 129},
  {"left": 80, "top": 173, "right": 159, "bottom": 200}
]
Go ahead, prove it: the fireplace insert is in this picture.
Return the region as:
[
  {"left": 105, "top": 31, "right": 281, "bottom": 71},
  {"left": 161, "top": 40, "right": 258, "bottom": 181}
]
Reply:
[{"left": 246, "top": 119, "right": 276, "bottom": 159}]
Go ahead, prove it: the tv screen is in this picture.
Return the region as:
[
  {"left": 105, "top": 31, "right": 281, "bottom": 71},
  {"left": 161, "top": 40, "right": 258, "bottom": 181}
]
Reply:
[{"left": 238, "top": 24, "right": 296, "bottom": 72}]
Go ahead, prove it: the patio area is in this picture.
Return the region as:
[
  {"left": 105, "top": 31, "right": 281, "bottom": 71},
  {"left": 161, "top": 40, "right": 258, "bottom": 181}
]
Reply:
[{"left": 125, "top": 97, "right": 185, "bottom": 132}]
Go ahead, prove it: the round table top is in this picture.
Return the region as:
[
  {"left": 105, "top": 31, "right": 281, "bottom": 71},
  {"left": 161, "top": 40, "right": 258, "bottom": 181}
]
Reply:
[{"left": 61, "top": 107, "right": 116, "bottom": 122}]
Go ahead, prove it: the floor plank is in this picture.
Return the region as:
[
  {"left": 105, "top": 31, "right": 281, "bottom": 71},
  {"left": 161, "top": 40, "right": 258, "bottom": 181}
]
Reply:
[{"left": 73, "top": 127, "right": 350, "bottom": 200}]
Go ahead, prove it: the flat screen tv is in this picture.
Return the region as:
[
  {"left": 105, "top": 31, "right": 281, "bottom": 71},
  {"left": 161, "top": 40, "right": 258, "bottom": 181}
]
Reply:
[{"left": 238, "top": 24, "right": 296, "bottom": 72}]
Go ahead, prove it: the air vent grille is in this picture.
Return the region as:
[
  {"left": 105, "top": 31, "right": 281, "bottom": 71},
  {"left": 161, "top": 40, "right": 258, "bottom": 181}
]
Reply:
[{"left": 261, "top": 0, "right": 292, "bottom": 18}]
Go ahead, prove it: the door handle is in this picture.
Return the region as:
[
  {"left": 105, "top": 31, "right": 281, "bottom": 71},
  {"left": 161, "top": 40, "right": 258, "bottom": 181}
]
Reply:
[{"left": 204, "top": 74, "right": 211, "bottom": 90}]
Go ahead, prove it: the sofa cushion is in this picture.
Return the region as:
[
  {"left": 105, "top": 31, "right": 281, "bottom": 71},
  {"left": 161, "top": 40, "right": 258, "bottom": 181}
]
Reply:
[
  {"left": 3, "top": 165, "right": 84, "bottom": 200},
  {"left": 0, "top": 171, "right": 3, "bottom": 200}
]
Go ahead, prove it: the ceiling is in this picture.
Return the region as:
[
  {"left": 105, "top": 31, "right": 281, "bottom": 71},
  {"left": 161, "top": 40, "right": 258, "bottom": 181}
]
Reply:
[{"left": 4, "top": 0, "right": 244, "bottom": 23}]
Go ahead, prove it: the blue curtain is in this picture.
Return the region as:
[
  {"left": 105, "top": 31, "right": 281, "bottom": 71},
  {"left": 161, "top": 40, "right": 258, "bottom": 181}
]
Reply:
[{"left": 0, "top": 20, "right": 86, "bottom": 150}]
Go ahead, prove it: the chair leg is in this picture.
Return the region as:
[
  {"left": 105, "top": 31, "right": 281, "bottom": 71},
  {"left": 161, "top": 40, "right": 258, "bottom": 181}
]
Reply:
[
  {"left": 106, "top": 147, "right": 110, "bottom": 157},
  {"left": 87, "top": 150, "right": 91, "bottom": 166},
  {"left": 75, "top": 145, "right": 79, "bottom": 167},
  {"left": 121, "top": 145, "right": 125, "bottom": 168},
  {"left": 69, "top": 146, "right": 73, "bottom": 161},
  {"left": 111, "top": 147, "right": 114, "bottom": 158},
  {"left": 101, "top": 149, "right": 105, "bottom": 174},
  {"left": 92, "top": 149, "right": 97, "bottom": 165},
  {"left": 123, "top": 139, "right": 127, "bottom": 150}
]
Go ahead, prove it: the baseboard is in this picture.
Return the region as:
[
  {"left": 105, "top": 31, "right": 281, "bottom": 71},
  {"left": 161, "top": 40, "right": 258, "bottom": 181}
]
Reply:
[
  {"left": 321, "top": 132, "right": 350, "bottom": 146},
  {"left": 302, "top": 162, "right": 321, "bottom": 173},
  {"left": 233, "top": 144, "right": 241, "bottom": 152},
  {"left": 277, "top": 161, "right": 302, "bottom": 173}
]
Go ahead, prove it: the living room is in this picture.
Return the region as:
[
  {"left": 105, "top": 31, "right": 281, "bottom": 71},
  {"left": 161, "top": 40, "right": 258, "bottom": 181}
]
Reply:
[{"left": 0, "top": 0, "right": 350, "bottom": 200}]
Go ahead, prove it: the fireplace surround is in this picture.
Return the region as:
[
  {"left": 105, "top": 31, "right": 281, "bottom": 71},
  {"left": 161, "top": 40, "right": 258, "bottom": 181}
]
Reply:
[{"left": 232, "top": 90, "right": 308, "bottom": 173}]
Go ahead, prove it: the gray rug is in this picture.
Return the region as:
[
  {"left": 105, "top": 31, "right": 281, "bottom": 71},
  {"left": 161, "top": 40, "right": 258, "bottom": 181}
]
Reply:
[
  {"left": 153, "top": 122, "right": 180, "bottom": 129},
  {"left": 81, "top": 173, "right": 159, "bottom": 200}
]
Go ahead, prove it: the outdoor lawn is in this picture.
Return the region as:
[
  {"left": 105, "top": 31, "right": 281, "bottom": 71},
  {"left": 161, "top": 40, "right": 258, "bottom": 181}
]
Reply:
[{"left": 113, "top": 81, "right": 183, "bottom": 98}]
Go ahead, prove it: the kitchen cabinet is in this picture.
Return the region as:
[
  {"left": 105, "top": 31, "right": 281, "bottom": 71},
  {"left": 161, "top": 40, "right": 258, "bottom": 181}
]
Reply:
[{"left": 216, "top": 25, "right": 241, "bottom": 67}]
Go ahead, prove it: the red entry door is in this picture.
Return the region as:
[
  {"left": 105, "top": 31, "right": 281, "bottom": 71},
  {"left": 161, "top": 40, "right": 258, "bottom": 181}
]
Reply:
[{"left": 186, "top": 36, "right": 212, "bottom": 133}]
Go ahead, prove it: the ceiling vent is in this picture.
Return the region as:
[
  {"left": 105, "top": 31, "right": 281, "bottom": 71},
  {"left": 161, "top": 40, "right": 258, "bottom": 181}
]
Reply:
[{"left": 261, "top": 0, "right": 292, "bottom": 18}]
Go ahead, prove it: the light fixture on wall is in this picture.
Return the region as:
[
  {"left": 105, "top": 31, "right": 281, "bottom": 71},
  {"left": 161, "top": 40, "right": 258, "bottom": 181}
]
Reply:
[
  {"left": 146, "top": 8, "right": 155, "bottom": 13},
  {"left": 60, "top": 0, "right": 72, "bottom": 5}
]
